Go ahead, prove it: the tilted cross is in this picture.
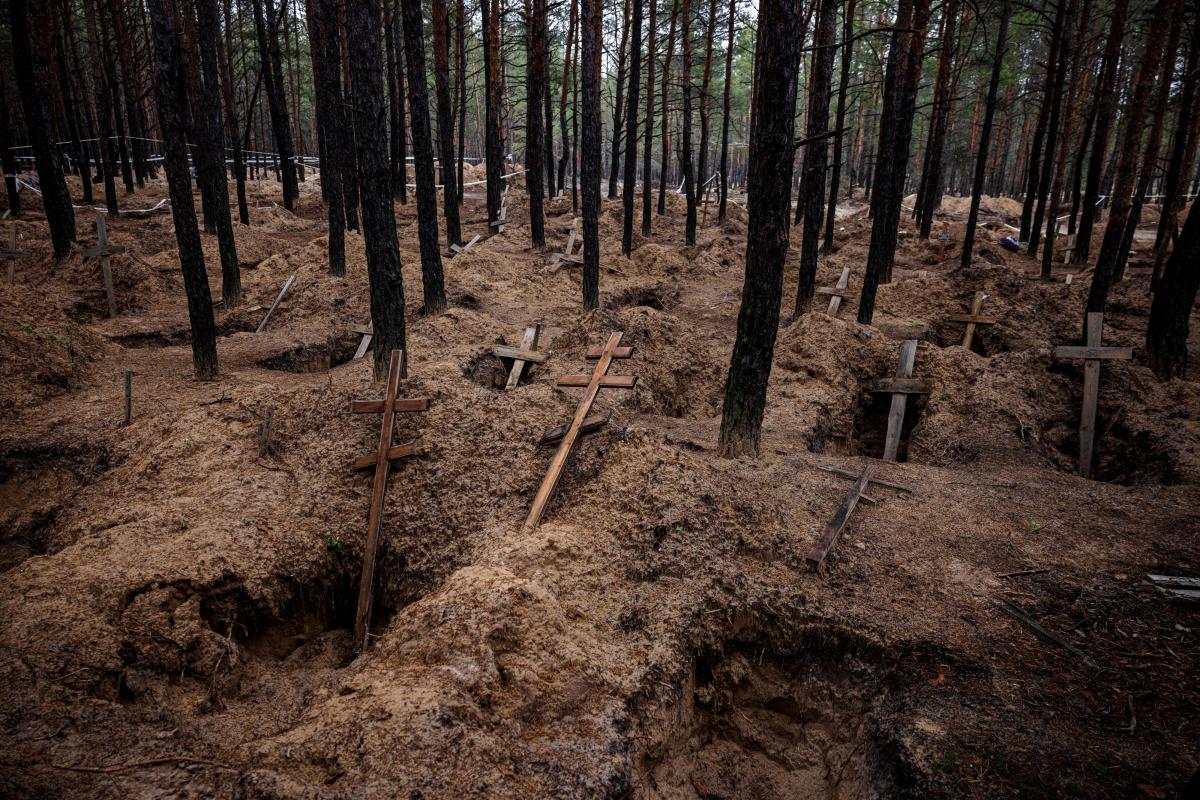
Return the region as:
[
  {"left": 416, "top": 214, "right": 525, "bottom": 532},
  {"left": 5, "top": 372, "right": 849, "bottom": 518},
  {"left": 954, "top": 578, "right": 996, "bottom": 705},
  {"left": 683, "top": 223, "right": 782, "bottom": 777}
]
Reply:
[
  {"left": 868, "top": 338, "right": 929, "bottom": 462},
  {"left": 947, "top": 291, "right": 997, "bottom": 349},
  {"left": 81, "top": 216, "right": 126, "bottom": 317},
  {"left": 492, "top": 322, "right": 544, "bottom": 389},
  {"left": 1, "top": 224, "right": 30, "bottom": 283},
  {"left": 524, "top": 331, "right": 636, "bottom": 529},
  {"left": 815, "top": 266, "right": 851, "bottom": 316},
  {"left": 1054, "top": 312, "right": 1132, "bottom": 478},
  {"left": 348, "top": 349, "right": 431, "bottom": 651}
]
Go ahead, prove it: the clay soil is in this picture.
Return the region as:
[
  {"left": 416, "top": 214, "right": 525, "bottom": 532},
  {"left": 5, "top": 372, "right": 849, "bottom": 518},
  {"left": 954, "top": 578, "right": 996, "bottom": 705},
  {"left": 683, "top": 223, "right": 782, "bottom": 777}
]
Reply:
[{"left": 1, "top": 177, "right": 1198, "bottom": 799}]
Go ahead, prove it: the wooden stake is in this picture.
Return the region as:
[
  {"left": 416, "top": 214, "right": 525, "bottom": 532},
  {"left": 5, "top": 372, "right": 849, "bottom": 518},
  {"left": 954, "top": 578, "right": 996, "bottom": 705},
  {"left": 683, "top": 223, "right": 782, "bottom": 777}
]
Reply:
[
  {"left": 1053, "top": 312, "right": 1132, "bottom": 478},
  {"left": 258, "top": 405, "right": 275, "bottom": 457},
  {"left": 256, "top": 273, "right": 296, "bottom": 333},
  {"left": 524, "top": 332, "right": 636, "bottom": 529},
  {"left": 806, "top": 463, "right": 875, "bottom": 569},
  {"left": 2, "top": 224, "right": 30, "bottom": 283},
  {"left": 875, "top": 339, "right": 919, "bottom": 462}
]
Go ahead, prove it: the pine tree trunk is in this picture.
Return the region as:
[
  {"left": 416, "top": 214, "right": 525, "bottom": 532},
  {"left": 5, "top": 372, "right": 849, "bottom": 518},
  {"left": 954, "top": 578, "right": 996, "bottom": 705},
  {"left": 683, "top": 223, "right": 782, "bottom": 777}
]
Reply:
[
  {"left": 525, "top": 0, "right": 548, "bottom": 247},
  {"left": 1028, "top": 0, "right": 1073, "bottom": 258},
  {"left": 544, "top": 57, "right": 557, "bottom": 197},
  {"left": 558, "top": 0, "right": 577, "bottom": 194},
  {"left": 251, "top": 0, "right": 299, "bottom": 210},
  {"left": 695, "top": 0, "right": 717, "bottom": 221},
  {"left": 432, "top": 0, "right": 462, "bottom": 244},
  {"left": 915, "top": 0, "right": 958, "bottom": 239},
  {"left": 961, "top": 0, "right": 1009, "bottom": 269},
  {"left": 642, "top": 0, "right": 658, "bottom": 233},
  {"left": 385, "top": 3, "right": 406, "bottom": 203},
  {"left": 482, "top": 0, "right": 504, "bottom": 226},
  {"left": 1087, "top": 0, "right": 1176, "bottom": 325},
  {"left": 0, "top": 77, "right": 20, "bottom": 215},
  {"left": 221, "top": 0, "right": 250, "bottom": 225},
  {"left": 608, "top": 0, "right": 632, "bottom": 198},
  {"left": 457, "top": 0, "right": 467, "bottom": 203},
  {"left": 581, "top": 0, "right": 603, "bottom": 307},
  {"left": 194, "top": 0, "right": 241, "bottom": 305},
  {"left": 82, "top": 0, "right": 119, "bottom": 214},
  {"left": 10, "top": 0, "right": 75, "bottom": 258},
  {"left": 621, "top": 0, "right": 643, "bottom": 254},
  {"left": 680, "top": 0, "right": 697, "bottom": 245},
  {"left": 717, "top": 0, "right": 802, "bottom": 458},
  {"left": 347, "top": 0, "right": 410, "bottom": 379},
  {"left": 148, "top": 0, "right": 218, "bottom": 380},
  {"left": 856, "top": 0, "right": 929, "bottom": 322},
  {"left": 308, "top": 0, "right": 346, "bottom": 275},
  {"left": 717, "top": 0, "right": 735, "bottom": 222},
  {"left": 1146, "top": 203, "right": 1200, "bottom": 379},
  {"left": 400, "top": 0, "right": 448, "bottom": 313},
  {"left": 1074, "top": 0, "right": 1128, "bottom": 263},
  {"left": 658, "top": 0, "right": 679, "bottom": 215},
  {"left": 794, "top": 0, "right": 837, "bottom": 315},
  {"left": 822, "top": 0, "right": 855, "bottom": 250}
]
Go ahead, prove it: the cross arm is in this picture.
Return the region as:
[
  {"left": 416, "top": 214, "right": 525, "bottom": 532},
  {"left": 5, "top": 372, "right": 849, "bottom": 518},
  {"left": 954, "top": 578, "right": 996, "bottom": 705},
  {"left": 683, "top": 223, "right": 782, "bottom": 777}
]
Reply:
[
  {"left": 585, "top": 346, "right": 634, "bottom": 359},
  {"left": 1054, "top": 346, "right": 1133, "bottom": 360},
  {"left": 869, "top": 377, "right": 930, "bottom": 394},
  {"left": 557, "top": 374, "right": 638, "bottom": 388},
  {"left": 351, "top": 441, "right": 417, "bottom": 469},
  {"left": 350, "top": 397, "right": 431, "bottom": 413},
  {"left": 492, "top": 344, "right": 547, "bottom": 363},
  {"left": 947, "top": 313, "right": 997, "bottom": 324}
]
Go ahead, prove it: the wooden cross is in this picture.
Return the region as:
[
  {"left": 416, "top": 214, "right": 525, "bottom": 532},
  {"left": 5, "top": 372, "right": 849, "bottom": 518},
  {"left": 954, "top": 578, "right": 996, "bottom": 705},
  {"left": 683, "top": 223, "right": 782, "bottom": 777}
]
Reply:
[
  {"left": 256, "top": 272, "right": 296, "bottom": 333},
  {"left": 524, "top": 332, "right": 636, "bottom": 529},
  {"left": 490, "top": 202, "right": 508, "bottom": 234},
  {"left": 494, "top": 322, "right": 544, "bottom": 389},
  {"left": 82, "top": 216, "right": 126, "bottom": 317},
  {"left": 806, "top": 463, "right": 874, "bottom": 570},
  {"left": 869, "top": 339, "right": 928, "bottom": 462},
  {"left": 947, "top": 291, "right": 998, "bottom": 349},
  {"left": 352, "top": 321, "right": 373, "bottom": 361},
  {"left": 1, "top": 223, "right": 30, "bottom": 283},
  {"left": 348, "top": 349, "right": 430, "bottom": 651},
  {"left": 449, "top": 234, "right": 481, "bottom": 255},
  {"left": 816, "top": 266, "right": 851, "bottom": 316},
  {"left": 1054, "top": 312, "right": 1132, "bottom": 478}
]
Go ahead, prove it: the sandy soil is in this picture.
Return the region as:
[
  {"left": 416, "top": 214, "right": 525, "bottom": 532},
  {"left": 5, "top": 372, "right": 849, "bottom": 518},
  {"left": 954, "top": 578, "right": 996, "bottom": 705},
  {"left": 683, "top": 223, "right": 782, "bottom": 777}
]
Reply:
[{"left": 1, "top": 177, "right": 1198, "bottom": 799}]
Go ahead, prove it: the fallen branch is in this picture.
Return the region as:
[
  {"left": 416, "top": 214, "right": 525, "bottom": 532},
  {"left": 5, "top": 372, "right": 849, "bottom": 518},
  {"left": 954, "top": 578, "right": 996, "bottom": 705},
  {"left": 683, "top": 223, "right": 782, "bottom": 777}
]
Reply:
[{"left": 999, "top": 601, "right": 1098, "bottom": 669}]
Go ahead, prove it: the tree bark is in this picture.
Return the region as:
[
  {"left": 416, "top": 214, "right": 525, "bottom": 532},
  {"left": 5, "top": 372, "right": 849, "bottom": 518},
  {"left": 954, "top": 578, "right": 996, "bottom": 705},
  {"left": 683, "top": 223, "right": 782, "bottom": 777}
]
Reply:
[
  {"left": 717, "top": 0, "right": 735, "bottom": 223},
  {"left": 717, "top": 0, "right": 802, "bottom": 459},
  {"left": 385, "top": 2, "right": 408, "bottom": 204},
  {"left": 608, "top": 0, "right": 632, "bottom": 198},
  {"left": 148, "top": 0, "right": 218, "bottom": 380},
  {"left": 308, "top": 0, "right": 346, "bottom": 275},
  {"left": 642, "top": 0, "right": 658, "bottom": 233},
  {"left": 558, "top": 0, "right": 578, "bottom": 194},
  {"left": 432, "top": 0, "right": 462, "bottom": 244},
  {"left": 400, "top": 0, "right": 448, "bottom": 313},
  {"left": 794, "top": 0, "right": 838, "bottom": 316},
  {"left": 346, "top": 0, "right": 409, "bottom": 379},
  {"left": 622, "top": 0, "right": 643, "bottom": 254},
  {"left": 914, "top": 0, "right": 958, "bottom": 239},
  {"left": 482, "top": 0, "right": 504, "bottom": 226},
  {"left": 581, "top": 0, "right": 603, "bottom": 306},
  {"left": 960, "top": 0, "right": 1009, "bottom": 269},
  {"left": 0, "top": 77, "right": 20, "bottom": 215},
  {"left": 695, "top": 0, "right": 718, "bottom": 219},
  {"left": 658, "top": 0, "right": 679, "bottom": 215},
  {"left": 221, "top": 0, "right": 250, "bottom": 225},
  {"left": 822, "top": 0, "right": 855, "bottom": 250},
  {"left": 1028, "top": 0, "right": 1073, "bottom": 258},
  {"left": 250, "top": 0, "right": 299, "bottom": 211},
  {"left": 1146, "top": 202, "right": 1200, "bottom": 379},
  {"left": 680, "top": 0, "right": 697, "bottom": 244},
  {"left": 1152, "top": 15, "right": 1200, "bottom": 286},
  {"left": 10, "top": 0, "right": 75, "bottom": 259},
  {"left": 526, "top": 0, "right": 549, "bottom": 247}
]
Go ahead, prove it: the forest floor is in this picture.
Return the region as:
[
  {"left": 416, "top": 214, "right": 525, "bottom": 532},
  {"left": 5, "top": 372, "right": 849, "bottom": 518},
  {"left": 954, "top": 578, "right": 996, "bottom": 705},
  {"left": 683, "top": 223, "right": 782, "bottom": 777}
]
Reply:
[{"left": 1, "top": 172, "right": 1198, "bottom": 799}]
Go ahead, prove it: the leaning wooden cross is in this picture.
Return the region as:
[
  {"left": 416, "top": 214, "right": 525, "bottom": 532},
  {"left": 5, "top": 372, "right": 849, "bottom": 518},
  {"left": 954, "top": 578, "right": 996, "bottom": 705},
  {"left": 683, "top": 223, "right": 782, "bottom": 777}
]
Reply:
[
  {"left": 352, "top": 321, "right": 374, "bottom": 361},
  {"left": 816, "top": 267, "right": 851, "bottom": 316},
  {"left": 1, "top": 223, "right": 30, "bottom": 283},
  {"left": 450, "top": 234, "right": 482, "bottom": 255},
  {"left": 493, "top": 322, "right": 544, "bottom": 389},
  {"left": 869, "top": 339, "right": 928, "bottom": 461},
  {"left": 1054, "top": 312, "right": 1132, "bottom": 478},
  {"left": 82, "top": 216, "right": 126, "bottom": 317},
  {"left": 256, "top": 272, "right": 296, "bottom": 333},
  {"left": 490, "top": 200, "right": 508, "bottom": 234},
  {"left": 947, "top": 291, "right": 997, "bottom": 349},
  {"left": 806, "top": 463, "right": 875, "bottom": 570},
  {"left": 524, "top": 332, "right": 636, "bottom": 529},
  {"left": 348, "top": 349, "right": 430, "bottom": 651}
]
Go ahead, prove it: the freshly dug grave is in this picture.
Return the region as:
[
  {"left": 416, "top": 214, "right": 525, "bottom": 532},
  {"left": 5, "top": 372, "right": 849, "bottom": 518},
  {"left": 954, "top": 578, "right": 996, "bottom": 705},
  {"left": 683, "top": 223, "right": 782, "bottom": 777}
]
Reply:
[{"left": 1, "top": 182, "right": 1198, "bottom": 800}]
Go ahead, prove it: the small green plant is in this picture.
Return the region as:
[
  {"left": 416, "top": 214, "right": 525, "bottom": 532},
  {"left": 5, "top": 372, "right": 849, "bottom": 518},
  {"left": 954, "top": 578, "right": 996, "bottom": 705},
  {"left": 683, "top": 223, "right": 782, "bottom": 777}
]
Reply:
[
  {"left": 934, "top": 750, "right": 959, "bottom": 774},
  {"left": 909, "top": 320, "right": 925, "bottom": 329},
  {"left": 940, "top": 390, "right": 951, "bottom": 401},
  {"left": 324, "top": 533, "right": 343, "bottom": 551},
  {"left": 673, "top": 521, "right": 685, "bottom": 535},
  {"left": 1028, "top": 520, "right": 1042, "bottom": 534}
]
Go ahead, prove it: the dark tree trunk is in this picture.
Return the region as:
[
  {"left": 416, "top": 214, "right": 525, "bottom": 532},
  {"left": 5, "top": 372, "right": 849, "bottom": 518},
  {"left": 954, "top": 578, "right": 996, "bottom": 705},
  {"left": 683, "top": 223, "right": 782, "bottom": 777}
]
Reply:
[
  {"left": 794, "top": 0, "right": 838, "bottom": 316},
  {"left": 324, "top": 1, "right": 359, "bottom": 231},
  {"left": 1152, "top": 14, "right": 1200, "bottom": 286},
  {"left": 432, "top": 0, "right": 462, "bottom": 244},
  {"left": 221, "top": 0, "right": 250, "bottom": 225},
  {"left": 148, "top": 0, "right": 218, "bottom": 380},
  {"left": 961, "top": 0, "right": 1009, "bottom": 269},
  {"left": 400, "top": 0, "right": 448, "bottom": 313},
  {"left": 385, "top": 2, "right": 408, "bottom": 204},
  {"left": 622, "top": 0, "right": 643, "bottom": 254},
  {"left": 194, "top": 0, "right": 241, "bottom": 305},
  {"left": 1029, "top": 0, "right": 1073, "bottom": 258},
  {"left": 642, "top": 0, "right": 658, "bottom": 234},
  {"left": 308, "top": 0, "right": 346, "bottom": 275},
  {"left": 82, "top": 0, "right": 119, "bottom": 214},
  {"left": 695, "top": 0, "right": 717, "bottom": 219},
  {"left": 457, "top": 0, "right": 466, "bottom": 203},
  {"left": 658, "top": 0, "right": 679, "bottom": 215},
  {"left": 915, "top": 0, "right": 958, "bottom": 239},
  {"left": 1146, "top": 203, "right": 1200, "bottom": 379},
  {"left": 544, "top": 60, "right": 557, "bottom": 197},
  {"left": 482, "top": 0, "right": 504, "bottom": 226},
  {"left": 717, "top": 0, "right": 802, "bottom": 458},
  {"left": 1087, "top": 0, "right": 1175, "bottom": 325},
  {"left": 526, "top": 0, "right": 549, "bottom": 247},
  {"left": 608, "top": 0, "right": 632, "bottom": 198},
  {"left": 856, "top": 0, "right": 930, "bottom": 323},
  {"left": 1074, "top": 0, "right": 1128, "bottom": 263},
  {"left": 10, "top": 0, "right": 75, "bottom": 258},
  {"left": 823, "top": 0, "right": 855, "bottom": 250},
  {"left": 717, "top": 0, "right": 735, "bottom": 223},
  {"left": 581, "top": 0, "right": 602, "bottom": 306},
  {"left": 251, "top": 0, "right": 299, "bottom": 211},
  {"left": 52, "top": 4, "right": 92, "bottom": 206},
  {"left": 347, "top": 0, "right": 410, "bottom": 379},
  {"left": 558, "top": 0, "right": 577, "bottom": 194},
  {"left": 108, "top": 0, "right": 148, "bottom": 188},
  {"left": 0, "top": 77, "right": 20, "bottom": 215},
  {"left": 100, "top": 0, "right": 134, "bottom": 194},
  {"left": 680, "top": 0, "right": 697, "bottom": 245}
]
